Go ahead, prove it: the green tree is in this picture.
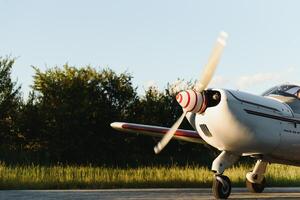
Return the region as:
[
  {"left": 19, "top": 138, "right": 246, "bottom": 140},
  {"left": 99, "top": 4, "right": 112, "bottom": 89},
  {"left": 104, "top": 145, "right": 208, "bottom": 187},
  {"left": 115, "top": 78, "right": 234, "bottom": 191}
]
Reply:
[
  {"left": 32, "top": 65, "right": 138, "bottom": 164},
  {"left": 0, "top": 58, "right": 22, "bottom": 150}
]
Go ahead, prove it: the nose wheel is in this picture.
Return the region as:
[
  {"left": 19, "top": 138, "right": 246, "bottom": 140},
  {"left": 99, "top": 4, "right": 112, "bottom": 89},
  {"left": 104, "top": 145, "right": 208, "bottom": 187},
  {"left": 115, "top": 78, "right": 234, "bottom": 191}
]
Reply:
[{"left": 212, "top": 175, "right": 231, "bottom": 199}]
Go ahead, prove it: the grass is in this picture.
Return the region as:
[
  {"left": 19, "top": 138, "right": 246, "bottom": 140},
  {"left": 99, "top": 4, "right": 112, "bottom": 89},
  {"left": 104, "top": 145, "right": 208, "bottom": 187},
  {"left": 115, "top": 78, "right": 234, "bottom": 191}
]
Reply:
[{"left": 0, "top": 163, "right": 300, "bottom": 189}]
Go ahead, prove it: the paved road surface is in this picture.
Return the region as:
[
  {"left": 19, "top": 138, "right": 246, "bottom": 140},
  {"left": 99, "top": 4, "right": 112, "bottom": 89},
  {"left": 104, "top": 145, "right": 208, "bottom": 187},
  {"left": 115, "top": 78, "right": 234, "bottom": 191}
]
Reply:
[{"left": 1, "top": 188, "right": 300, "bottom": 200}]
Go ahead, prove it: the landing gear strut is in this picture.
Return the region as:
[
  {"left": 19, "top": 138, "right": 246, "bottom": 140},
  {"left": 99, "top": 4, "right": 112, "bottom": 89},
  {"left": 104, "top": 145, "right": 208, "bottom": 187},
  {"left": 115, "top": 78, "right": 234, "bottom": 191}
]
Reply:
[
  {"left": 213, "top": 175, "right": 231, "bottom": 199},
  {"left": 246, "top": 160, "right": 267, "bottom": 193}
]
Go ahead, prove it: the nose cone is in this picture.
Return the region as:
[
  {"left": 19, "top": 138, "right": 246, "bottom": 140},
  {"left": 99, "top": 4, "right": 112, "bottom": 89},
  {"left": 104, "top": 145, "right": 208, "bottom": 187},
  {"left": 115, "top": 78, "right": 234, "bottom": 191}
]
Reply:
[
  {"left": 176, "top": 92, "right": 183, "bottom": 104},
  {"left": 176, "top": 90, "right": 205, "bottom": 113},
  {"left": 176, "top": 91, "right": 188, "bottom": 108}
]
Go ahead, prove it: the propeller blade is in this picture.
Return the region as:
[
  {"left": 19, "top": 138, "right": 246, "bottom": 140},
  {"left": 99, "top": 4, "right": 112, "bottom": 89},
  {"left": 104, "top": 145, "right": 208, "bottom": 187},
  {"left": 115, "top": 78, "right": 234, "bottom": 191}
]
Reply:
[
  {"left": 195, "top": 31, "right": 228, "bottom": 92},
  {"left": 154, "top": 111, "right": 187, "bottom": 154}
]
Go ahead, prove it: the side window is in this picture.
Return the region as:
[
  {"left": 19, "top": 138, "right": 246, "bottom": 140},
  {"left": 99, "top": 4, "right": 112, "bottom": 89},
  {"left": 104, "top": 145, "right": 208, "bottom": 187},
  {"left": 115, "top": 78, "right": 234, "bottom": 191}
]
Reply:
[
  {"left": 262, "top": 85, "right": 300, "bottom": 98},
  {"left": 296, "top": 89, "right": 300, "bottom": 99},
  {"left": 286, "top": 87, "right": 300, "bottom": 96}
]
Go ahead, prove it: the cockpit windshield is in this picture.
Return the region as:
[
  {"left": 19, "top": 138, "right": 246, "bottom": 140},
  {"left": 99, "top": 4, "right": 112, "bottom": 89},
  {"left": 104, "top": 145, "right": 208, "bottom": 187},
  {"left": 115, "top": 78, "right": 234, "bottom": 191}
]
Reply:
[{"left": 262, "top": 84, "right": 300, "bottom": 98}]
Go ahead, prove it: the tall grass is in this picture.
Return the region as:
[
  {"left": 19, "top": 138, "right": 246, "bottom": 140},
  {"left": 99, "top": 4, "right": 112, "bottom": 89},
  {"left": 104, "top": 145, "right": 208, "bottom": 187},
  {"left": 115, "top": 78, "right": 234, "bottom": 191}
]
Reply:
[{"left": 0, "top": 162, "right": 300, "bottom": 189}]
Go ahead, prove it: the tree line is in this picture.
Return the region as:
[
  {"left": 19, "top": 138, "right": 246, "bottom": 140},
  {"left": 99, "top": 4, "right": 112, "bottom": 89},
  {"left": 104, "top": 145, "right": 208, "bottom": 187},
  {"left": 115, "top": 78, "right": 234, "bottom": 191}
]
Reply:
[{"left": 0, "top": 57, "right": 217, "bottom": 166}]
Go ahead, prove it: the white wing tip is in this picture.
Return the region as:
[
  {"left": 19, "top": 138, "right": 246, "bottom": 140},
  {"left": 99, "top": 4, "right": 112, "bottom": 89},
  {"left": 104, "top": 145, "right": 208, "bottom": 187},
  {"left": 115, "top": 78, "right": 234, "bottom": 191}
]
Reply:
[{"left": 110, "top": 122, "right": 124, "bottom": 129}]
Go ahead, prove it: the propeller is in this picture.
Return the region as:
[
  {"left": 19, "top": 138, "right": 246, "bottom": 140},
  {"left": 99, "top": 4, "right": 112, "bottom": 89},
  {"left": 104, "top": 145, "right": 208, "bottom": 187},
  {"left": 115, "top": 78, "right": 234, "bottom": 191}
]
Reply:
[
  {"left": 154, "top": 111, "right": 187, "bottom": 154},
  {"left": 195, "top": 31, "right": 228, "bottom": 93},
  {"left": 153, "top": 31, "right": 228, "bottom": 154}
]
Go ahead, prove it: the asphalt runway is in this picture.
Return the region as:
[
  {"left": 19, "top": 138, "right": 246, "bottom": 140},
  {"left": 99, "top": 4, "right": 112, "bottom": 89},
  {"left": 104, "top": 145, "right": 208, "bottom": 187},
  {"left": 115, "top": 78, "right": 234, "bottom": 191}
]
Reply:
[{"left": 1, "top": 188, "right": 300, "bottom": 200}]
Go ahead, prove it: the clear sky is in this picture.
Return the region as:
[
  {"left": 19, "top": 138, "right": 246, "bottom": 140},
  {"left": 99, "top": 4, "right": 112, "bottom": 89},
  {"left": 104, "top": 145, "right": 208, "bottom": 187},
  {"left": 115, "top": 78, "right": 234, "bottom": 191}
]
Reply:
[{"left": 1, "top": 0, "right": 300, "bottom": 97}]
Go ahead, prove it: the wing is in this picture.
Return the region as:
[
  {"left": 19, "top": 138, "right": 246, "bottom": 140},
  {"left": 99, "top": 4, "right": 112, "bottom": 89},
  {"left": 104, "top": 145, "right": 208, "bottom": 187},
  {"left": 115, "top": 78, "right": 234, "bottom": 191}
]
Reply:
[{"left": 111, "top": 122, "right": 205, "bottom": 144}]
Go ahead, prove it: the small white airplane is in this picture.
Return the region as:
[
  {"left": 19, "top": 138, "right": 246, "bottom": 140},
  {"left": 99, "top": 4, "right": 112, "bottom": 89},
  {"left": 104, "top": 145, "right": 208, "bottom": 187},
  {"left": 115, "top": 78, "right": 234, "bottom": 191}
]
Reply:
[{"left": 111, "top": 32, "right": 300, "bottom": 199}]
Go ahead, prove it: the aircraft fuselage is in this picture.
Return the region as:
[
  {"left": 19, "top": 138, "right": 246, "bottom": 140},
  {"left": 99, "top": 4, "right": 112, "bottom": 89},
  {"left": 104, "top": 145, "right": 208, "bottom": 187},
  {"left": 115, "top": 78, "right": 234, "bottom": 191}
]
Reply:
[{"left": 187, "top": 89, "right": 300, "bottom": 164}]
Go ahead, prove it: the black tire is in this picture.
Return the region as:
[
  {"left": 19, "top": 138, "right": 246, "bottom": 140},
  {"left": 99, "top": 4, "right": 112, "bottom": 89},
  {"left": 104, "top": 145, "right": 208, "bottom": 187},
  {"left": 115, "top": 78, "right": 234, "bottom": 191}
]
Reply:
[
  {"left": 212, "top": 175, "right": 231, "bottom": 199},
  {"left": 246, "top": 177, "right": 266, "bottom": 193}
]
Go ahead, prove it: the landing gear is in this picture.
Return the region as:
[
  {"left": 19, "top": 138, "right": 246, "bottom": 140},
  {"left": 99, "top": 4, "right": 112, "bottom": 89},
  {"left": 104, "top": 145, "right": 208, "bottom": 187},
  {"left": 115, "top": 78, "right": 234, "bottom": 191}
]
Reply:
[
  {"left": 212, "top": 175, "right": 231, "bottom": 199},
  {"left": 211, "top": 151, "right": 239, "bottom": 199},
  {"left": 246, "top": 177, "right": 266, "bottom": 193},
  {"left": 210, "top": 153, "right": 268, "bottom": 199},
  {"left": 246, "top": 160, "right": 268, "bottom": 193}
]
